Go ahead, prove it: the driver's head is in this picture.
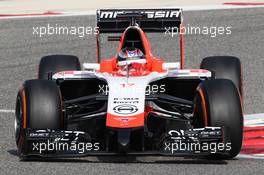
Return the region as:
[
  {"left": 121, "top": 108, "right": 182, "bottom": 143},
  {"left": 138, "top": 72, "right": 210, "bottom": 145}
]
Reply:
[{"left": 117, "top": 47, "right": 144, "bottom": 62}]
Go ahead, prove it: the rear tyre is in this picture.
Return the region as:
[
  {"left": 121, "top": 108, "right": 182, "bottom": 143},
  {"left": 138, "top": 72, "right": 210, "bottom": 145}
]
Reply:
[
  {"left": 193, "top": 79, "right": 243, "bottom": 159},
  {"left": 38, "top": 55, "right": 81, "bottom": 79},
  {"left": 15, "top": 80, "right": 63, "bottom": 156},
  {"left": 200, "top": 56, "right": 242, "bottom": 97}
]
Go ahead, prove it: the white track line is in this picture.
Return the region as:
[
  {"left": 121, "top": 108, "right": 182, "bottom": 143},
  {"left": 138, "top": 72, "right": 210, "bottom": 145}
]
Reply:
[
  {"left": 244, "top": 113, "right": 264, "bottom": 126},
  {"left": 0, "top": 12, "right": 93, "bottom": 19},
  {"left": 0, "top": 5, "right": 264, "bottom": 19},
  {"left": 179, "top": 4, "right": 264, "bottom": 11},
  {"left": 238, "top": 154, "right": 264, "bottom": 159},
  {"left": 244, "top": 113, "right": 264, "bottom": 119},
  {"left": 0, "top": 109, "right": 15, "bottom": 113}
]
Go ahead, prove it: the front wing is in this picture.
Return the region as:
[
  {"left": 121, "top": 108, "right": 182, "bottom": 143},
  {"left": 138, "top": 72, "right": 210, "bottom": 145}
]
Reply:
[{"left": 19, "top": 127, "right": 230, "bottom": 158}]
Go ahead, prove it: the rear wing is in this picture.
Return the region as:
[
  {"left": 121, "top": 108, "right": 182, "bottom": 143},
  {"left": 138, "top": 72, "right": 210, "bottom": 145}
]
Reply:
[
  {"left": 95, "top": 9, "right": 184, "bottom": 69},
  {"left": 96, "top": 9, "right": 183, "bottom": 33}
]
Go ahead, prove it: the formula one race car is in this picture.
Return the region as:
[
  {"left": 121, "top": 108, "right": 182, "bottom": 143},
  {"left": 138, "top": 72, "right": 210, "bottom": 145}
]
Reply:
[{"left": 15, "top": 9, "right": 243, "bottom": 159}]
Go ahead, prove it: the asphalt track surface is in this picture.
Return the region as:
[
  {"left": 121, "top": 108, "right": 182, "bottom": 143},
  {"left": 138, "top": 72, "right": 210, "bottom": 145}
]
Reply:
[{"left": 0, "top": 8, "right": 264, "bottom": 175}]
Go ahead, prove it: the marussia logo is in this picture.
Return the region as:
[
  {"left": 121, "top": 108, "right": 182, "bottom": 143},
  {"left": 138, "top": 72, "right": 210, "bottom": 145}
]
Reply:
[
  {"left": 113, "top": 104, "right": 138, "bottom": 115},
  {"left": 100, "top": 10, "right": 180, "bottom": 19}
]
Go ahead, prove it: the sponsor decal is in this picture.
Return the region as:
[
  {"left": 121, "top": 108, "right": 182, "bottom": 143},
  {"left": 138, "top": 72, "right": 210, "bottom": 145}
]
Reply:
[
  {"left": 113, "top": 104, "right": 138, "bottom": 115},
  {"left": 113, "top": 97, "right": 139, "bottom": 104},
  {"left": 99, "top": 10, "right": 180, "bottom": 19},
  {"left": 168, "top": 130, "right": 197, "bottom": 142},
  {"left": 114, "top": 117, "right": 136, "bottom": 122},
  {"left": 29, "top": 130, "right": 85, "bottom": 142},
  {"left": 168, "top": 128, "right": 222, "bottom": 141}
]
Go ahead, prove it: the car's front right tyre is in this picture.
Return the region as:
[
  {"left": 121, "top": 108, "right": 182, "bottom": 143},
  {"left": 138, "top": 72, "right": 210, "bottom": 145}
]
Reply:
[{"left": 15, "top": 79, "right": 63, "bottom": 157}]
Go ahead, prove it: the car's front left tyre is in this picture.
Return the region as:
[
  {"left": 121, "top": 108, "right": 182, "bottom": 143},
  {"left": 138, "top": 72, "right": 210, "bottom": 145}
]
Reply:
[{"left": 193, "top": 79, "right": 243, "bottom": 159}]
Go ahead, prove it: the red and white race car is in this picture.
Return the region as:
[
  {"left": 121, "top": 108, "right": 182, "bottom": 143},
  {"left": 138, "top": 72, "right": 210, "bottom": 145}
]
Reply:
[{"left": 15, "top": 9, "right": 243, "bottom": 159}]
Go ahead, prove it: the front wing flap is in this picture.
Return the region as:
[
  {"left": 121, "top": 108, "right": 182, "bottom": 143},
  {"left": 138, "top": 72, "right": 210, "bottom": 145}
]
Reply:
[
  {"left": 21, "top": 129, "right": 100, "bottom": 156},
  {"left": 159, "top": 127, "right": 230, "bottom": 155}
]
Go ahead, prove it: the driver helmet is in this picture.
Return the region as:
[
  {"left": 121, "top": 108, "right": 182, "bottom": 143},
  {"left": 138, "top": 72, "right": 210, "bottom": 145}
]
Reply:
[{"left": 117, "top": 47, "right": 144, "bottom": 62}]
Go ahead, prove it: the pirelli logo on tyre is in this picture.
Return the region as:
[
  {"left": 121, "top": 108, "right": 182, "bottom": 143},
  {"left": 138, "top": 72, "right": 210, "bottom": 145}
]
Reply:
[{"left": 113, "top": 104, "right": 138, "bottom": 115}]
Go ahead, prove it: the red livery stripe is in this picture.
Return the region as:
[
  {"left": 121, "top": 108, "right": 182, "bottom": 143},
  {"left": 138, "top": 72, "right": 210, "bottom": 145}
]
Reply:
[{"left": 223, "top": 2, "right": 264, "bottom": 6}]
